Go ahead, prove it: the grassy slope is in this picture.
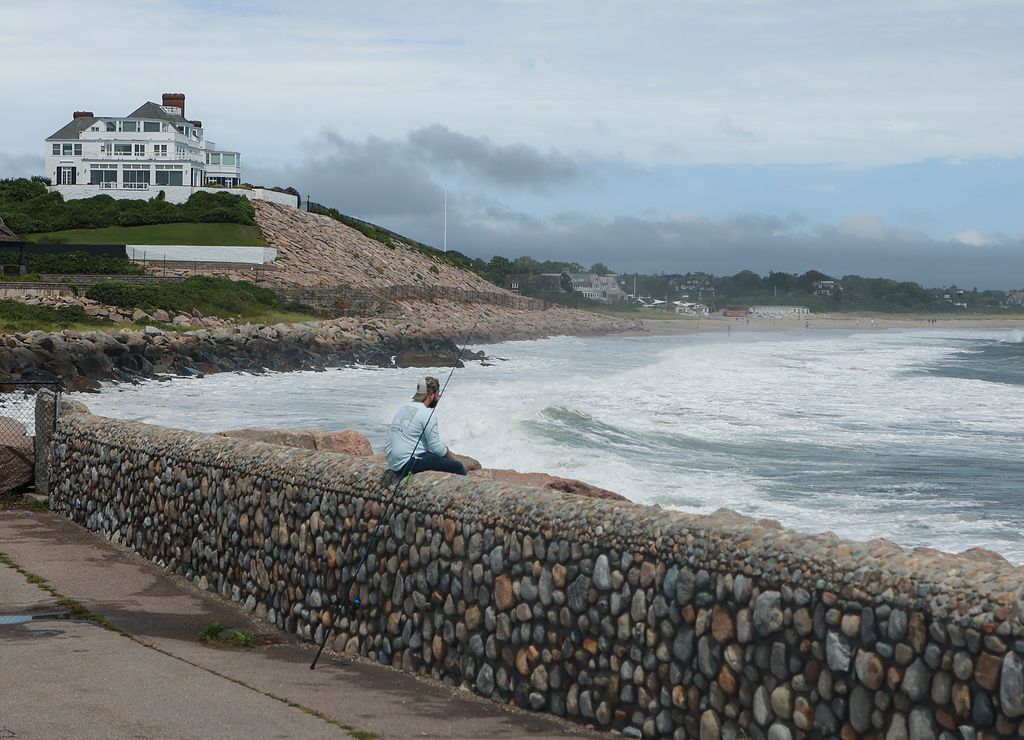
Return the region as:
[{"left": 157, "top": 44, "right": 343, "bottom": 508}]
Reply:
[
  {"left": 0, "top": 301, "right": 115, "bottom": 333},
  {"left": 23, "top": 222, "right": 267, "bottom": 247}
]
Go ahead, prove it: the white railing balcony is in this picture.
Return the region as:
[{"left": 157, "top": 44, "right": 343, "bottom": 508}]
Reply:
[
  {"left": 99, "top": 181, "right": 117, "bottom": 189},
  {"left": 122, "top": 183, "right": 150, "bottom": 190}
]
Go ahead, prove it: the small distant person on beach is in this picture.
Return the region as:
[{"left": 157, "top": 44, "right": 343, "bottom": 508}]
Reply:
[{"left": 384, "top": 376, "right": 467, "bottom": 476}]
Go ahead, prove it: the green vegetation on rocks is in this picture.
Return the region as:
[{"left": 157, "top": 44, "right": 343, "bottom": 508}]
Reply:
[
  {"left": 0, "top": 178, "right": 255, "bottom": 234},
  {"left": 22, "top": 222, "right": 267, "bottom": 247},
  {"left": 0, "top": 249, "right": 144, "bottom": 276},
  {"left": 0, "top": 300, "right": 114, "bottom": 333},
  {"left": 85, "top": 276, "right": 316, "bottom": 323}
]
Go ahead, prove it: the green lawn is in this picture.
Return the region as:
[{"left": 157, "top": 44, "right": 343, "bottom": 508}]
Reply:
[{"left": 23, "top": 222, "right": 267, "bottom": 247}]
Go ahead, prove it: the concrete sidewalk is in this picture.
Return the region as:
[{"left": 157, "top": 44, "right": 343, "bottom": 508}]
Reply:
[{"left": 0, "top": 512, "right": 606, "bottom": 740}]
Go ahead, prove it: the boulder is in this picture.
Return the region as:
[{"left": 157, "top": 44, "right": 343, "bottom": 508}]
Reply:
[
  {"left": 469, "top": 468, "right": 629, "bottom": 501},
  {"left": 327, "top": 430, "right": 373, "bottom": 456},
  {"left": 0, "top": 417, "right": 34, "bottom": 494},
  {"left": 450, "top": 452, "right": 482, "bottom": 471},
  {"left": 217, "top": 428, "right": 373, "bottom": 456}
]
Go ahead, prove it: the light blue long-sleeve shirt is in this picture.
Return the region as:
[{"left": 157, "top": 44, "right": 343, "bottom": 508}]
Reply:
[{"left": 384, "top": 401, "right": 447, "bottom": 472}]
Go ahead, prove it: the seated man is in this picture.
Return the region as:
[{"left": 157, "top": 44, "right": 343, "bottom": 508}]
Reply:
[{"left": 384, "top": 376, "right": 467, "bottom": 476}]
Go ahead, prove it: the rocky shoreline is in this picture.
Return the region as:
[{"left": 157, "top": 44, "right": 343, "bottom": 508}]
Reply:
[{"left": 0, "top": 300, "right": 639, "bottom": 390}]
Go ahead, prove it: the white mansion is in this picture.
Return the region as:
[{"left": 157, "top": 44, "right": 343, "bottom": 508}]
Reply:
[{"left": 43, "top": 93, "right": 277, "bottom": 205}]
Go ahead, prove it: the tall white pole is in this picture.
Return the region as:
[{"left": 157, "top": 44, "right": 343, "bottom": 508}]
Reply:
[{"left": 443, "top": 187, "right": 447, "bottom": 253}]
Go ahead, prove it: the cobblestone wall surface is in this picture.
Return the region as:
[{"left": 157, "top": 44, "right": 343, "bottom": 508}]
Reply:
[{"left": 45, "top": 406, "right": 1024, "bottom": 739}]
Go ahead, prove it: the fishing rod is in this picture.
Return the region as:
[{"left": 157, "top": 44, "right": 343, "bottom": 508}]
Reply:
[{"left": 310, "top": 320, "right": 480, "bottom": 670}]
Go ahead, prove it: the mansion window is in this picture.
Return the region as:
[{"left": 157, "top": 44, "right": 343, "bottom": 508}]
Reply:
[
  {"left": 58, "top": 143, "right": 82, "bottom": 156},
  {"left": 207, "top": 153, "right": 220, "bottom": 165},
  {"left": 56, "top": 166, "right": 76, "bottom": 185},
  {"left": 143, "top": 121, "right": 161, "bottom": 133},
  {"left": 105, "top": 121, "right": 116, "bottom": 132},
  {"left": 134, "top": 144, "right": 146, "bottom": 156},
  {"left": 222, "top": 153, "right": 237, "bottom": 166},
  {"left": 154, "top": 144, "right": 167, "bottom": 156},
  {"left": 155, "top": 165, "right": 184, "bottom": 186},
  {"left": 89, "top": 165, "right": 116, "bottom": 186},
  {"left": 122, "top": 165, "right": 150, "bottom": 189},
  {"left": 121, "top": 121, "right": 138, "bottom": 133},
  {"left": 113, "top": 144, "right": 132, "bottom": 156},
  {"left": 52, "top": 144, "right": 59, "bottom": 155}
]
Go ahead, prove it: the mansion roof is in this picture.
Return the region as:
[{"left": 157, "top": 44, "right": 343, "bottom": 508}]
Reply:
[{"left": 47, "top": 100, "right": 191, "bottom": 141}]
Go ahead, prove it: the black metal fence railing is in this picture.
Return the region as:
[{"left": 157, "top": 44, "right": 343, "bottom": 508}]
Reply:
[
  {"left": 381, "top": 284, "right": 546, "bottom": 311},
  {"left": 276, "top": 286, "right": 404, "bottom": 318},
  {"left": 37, "top": 274, "right": 186, "bottom": 285}
]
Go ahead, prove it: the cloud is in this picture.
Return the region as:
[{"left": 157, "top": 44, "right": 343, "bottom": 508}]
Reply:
[
  {"left": 5, "top": 0, "right": 1024, "bottom": 168},
  {"left": 244, "top": 128, "right": 1024, "bottom": 289},
  {"left": 949, "top": 229, "right": 988, "bottom": 246},
  {"left": 0, "top": 153, "right": 44, "bottom": 179},
  {"left": 407, "top": 124, "right": 588, "bottom": 190}
]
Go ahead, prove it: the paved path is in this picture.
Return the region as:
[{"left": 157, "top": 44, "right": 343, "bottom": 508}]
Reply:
[{"left": 0, "top": 512, "right": 606, "bottom": 740}]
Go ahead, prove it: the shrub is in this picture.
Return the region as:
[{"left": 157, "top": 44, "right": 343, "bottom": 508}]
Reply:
[
  {"left": 86, "top": 276, "right": 291, "bottom": 319},
  {"left": 0, "top": 251, "right": 144, "bottom": 275},
  {"left": 0, "top": 178, "right": 256, "bottom": 235}
]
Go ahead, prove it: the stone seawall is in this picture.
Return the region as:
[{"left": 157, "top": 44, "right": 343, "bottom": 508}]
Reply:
[{"left": 42, "top": 402, "right": 1024, "bottom": 739}]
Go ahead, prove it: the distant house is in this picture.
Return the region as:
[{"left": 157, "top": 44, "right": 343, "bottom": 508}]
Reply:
[
  {"left": 935, "top": 286, "right": 966, "bottom": 303},
  {"left": 813, "top": 280, "right": 837, "bottom": 296},
  {"left": 673, "top": 302, "right": 709, "bottom": 316},
  {"left": 724, "top": 304, "right": 750, "bottom": 317},
  {"left": 680, "top": 272, "right": 716, "bottom": 296},
  {"left": 749, "top": 305, "right": 810, "bottom": 318},
  {"left": 1006, "top": 291, "right": 1024, "bottom": 307},
  {"left": 504, "top": 274, "right": 526, "bottom": 294},
  {"left": 567, "top": 273, "right": 629, "bottom": 303}
]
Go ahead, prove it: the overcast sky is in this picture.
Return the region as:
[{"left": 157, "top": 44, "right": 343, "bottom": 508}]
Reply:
[{"left": 3, "top": 0, "right": 1024, "bottom": 287}]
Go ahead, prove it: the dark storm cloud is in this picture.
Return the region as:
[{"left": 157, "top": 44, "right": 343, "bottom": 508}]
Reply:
[
  {"left": 407, "top": 124, "right": 588, "bottom": 190},
  {"left": 245, "top": 127, "right": 590, "bottom": 216}
]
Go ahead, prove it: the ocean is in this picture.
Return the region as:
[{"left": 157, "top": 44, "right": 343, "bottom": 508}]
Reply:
[{"left": 75, "top": 328, "right": 1024, "bottom": 564}]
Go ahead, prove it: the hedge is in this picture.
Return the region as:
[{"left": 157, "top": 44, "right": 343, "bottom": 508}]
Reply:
[{"left": 0, "top": 178, "right": 256, "bottom": 234}]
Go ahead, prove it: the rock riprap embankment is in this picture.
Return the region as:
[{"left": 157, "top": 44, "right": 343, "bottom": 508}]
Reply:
[
  {"left": 1, "top": 306, "right": 637, "bottom": 389},
  {"left": 252, "top": 202, "right": 514, "bottom": 294},
  {"left": 43, "top": 399, "right": 1024, "bottom": 740}
]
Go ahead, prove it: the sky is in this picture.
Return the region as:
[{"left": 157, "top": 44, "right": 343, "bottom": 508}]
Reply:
[{"left": 2, "top": 0, "right": 1024, "bottom": 288}]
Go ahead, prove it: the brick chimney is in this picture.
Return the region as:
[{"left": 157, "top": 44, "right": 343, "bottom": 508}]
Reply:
[
  {"left": 162, "top": 92, "right": 185, "bottom": 117},
  {"left": 72, "top": 111, "right": 94, "bottom": 119}
]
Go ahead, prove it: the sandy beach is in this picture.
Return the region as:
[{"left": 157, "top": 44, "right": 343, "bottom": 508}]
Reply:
[{"left": 621, "top": 313, "right": 1024, "bottom": 336}]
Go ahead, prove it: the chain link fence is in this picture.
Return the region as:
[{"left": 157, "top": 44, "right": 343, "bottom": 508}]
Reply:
[{"left": 0, "top": 381, "right": 60, "bottom": 495}]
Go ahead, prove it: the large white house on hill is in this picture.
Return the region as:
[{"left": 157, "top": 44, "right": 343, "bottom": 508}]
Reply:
[{"left": 44, "top": 93, "right": 296, "bottom": 208}]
